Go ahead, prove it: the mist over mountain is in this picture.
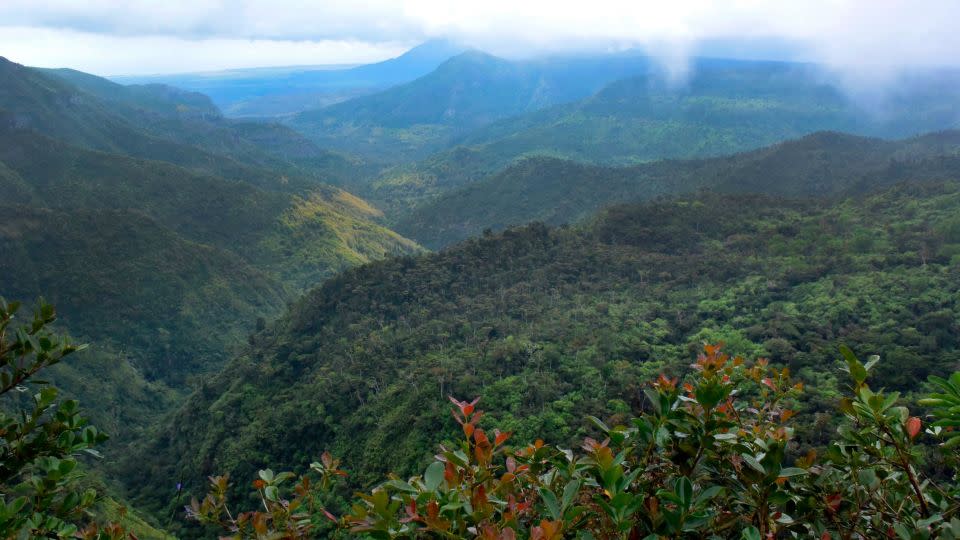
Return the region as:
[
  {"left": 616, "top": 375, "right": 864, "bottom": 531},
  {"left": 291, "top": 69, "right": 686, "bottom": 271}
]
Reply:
[
  {"left": 111, "top": 40, "right": 466, "bottom": 117},
  {"left": 5, "top": 5, "right": 960, "bottom": 537}
]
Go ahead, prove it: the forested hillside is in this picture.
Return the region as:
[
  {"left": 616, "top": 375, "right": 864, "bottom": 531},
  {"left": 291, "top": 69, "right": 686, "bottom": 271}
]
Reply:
[
  {"left": 368, "top": 60, "right": 960, "bottom": 213},
  {"left": 128, "top": 179, "right": 960, "bottom": 529},
  {"left": 0, "top": 58, "right": 422, "bottom": 470},
  {"left": 6, "top": 32, "right": 960, "bottom": 539},
  {"left": 397, "top": 130, "right": 960, "bottom": 248},
  {"left": 2, "top": 56, "right": 357, "bottom": 192},
  {"left": 288, "top": 50, "right": 658, "bottom": 162}
]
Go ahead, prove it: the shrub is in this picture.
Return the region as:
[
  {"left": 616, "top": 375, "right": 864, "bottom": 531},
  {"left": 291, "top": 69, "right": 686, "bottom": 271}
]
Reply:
[{"left": 191, "top": 344, "right": 960, "bottom": 539}]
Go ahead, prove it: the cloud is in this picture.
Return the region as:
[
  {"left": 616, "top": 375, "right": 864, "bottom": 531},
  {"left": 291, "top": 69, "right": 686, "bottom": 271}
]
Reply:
[
  {"left": 1, "top": 0, "right": 959, "bottom": 75},
  {"left": 0, "top": 27, "right": 411, "bottom": 75}
]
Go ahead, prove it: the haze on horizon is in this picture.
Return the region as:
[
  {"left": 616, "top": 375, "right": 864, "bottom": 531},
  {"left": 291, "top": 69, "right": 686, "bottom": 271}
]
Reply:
[{"left": 0, "top": 0, "right": 958, "bottom": 79}]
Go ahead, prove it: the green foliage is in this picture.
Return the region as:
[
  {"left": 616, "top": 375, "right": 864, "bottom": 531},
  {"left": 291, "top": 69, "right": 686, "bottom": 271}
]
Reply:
[
  {"left": 0, "top": 110, "right": 421, "bottom": 385},
  {"left": 190, "top": 345, "right": 960, "bottom": 539},
  {"left": 130, "top": 181, "right": 960, "bottom": 528},
  {"left": 0, "top": 298, "right": 125, "bottom": 539},
  {"left": 396, "top": 130, "right": 960, "bottom": 248}
]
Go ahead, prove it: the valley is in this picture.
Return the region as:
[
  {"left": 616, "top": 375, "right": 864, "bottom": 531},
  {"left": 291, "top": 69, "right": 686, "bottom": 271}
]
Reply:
[{"left": 3, "top": 26, "right": 960, "bottom": 538}]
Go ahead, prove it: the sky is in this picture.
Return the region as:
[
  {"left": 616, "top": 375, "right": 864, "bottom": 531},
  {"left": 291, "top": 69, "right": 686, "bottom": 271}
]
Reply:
[{"left": 1, "top": 0, "right": 958, "bottom": 76}]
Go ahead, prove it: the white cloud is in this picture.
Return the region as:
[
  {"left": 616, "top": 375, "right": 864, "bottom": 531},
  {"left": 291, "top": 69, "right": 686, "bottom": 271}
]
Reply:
[
  {"left": 0, "top": 27, "right": 411, "bottom": 75},
  {"left": 1, "top": 0, "right": 958, "bottom": 75}
]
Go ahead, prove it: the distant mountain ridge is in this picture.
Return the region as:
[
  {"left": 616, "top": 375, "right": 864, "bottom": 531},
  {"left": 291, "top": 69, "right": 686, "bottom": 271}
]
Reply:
[
  {"left": 395, "top": 130, "right": 960, "bottom": 248},
  {"left": 289, "top": 50, "right": 657, "bottom": 162},
  {"left": 112, "top": 40, "right": 467, "bottom": 117},
  {"left": 363, "top": 57, "right": 960, "bottom": 214}
]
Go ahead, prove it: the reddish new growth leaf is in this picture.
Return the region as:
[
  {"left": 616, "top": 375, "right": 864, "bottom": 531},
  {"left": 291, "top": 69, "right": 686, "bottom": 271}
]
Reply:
[
  {"left": 906, "top": 416, "right": 922, "bottom": 439},
  {"left": 654, "top": 373, "right": 679, "bottom": 391},
  {"left": 531, "top": 519, "right": 563, "bottom": 540},
  {"left": 399, "top": 500, "right": 420, "bottom": 524},
  {"left": 449, "top": 396, "right": 481, "bottom": 418}
]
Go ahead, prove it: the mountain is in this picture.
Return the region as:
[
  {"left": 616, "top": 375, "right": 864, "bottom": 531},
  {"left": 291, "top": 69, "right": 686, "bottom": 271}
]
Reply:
[
  {"left": 3, "top": 56, "right": 358, "bottom": 192},
  {"left": 112, "top": 40, "right": 467, "bottom": 117},
  {"left": 127, "top": 178, "right": 960, "bottom": 529},
  {"left": 367, "top": 59, "right": 960, "bottom": 210},
  {"left": 396, "top": 131, "right": 960, "bottom": 248},
  {"left": 0, "top": 126, "right": 420, "bottom": 301},
  {"left": 0, "top": 205, "right": 287, "bottom": 382},
  {"left": 0, "top": 58, "right": 424, "bottom": 387},
  {"left": 288, "top": 50, "right": 656, "bottom": 163}
]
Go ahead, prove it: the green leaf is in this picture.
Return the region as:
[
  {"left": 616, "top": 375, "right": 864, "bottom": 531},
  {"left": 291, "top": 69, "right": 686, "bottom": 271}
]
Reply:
[
  {"left": 539, "top": 487, "right": 561, "bottom": 521},
  {"left": 741, "top": 453, "right": 766, "bottom": 474},
  {"left": 777, "top": 467, "right": 807, "bottom": 478},
  {"left": 562, "top": 479, "right": 581, "bottom": 511},
  {"left": 676, "top": 476, "right": 693, "bottom": 508},
  {"left": 840, "top": 345, "right": 867, "bottom": 385},
  {"left": 423, "top": 461, "right": 445, "bottom": 492}
]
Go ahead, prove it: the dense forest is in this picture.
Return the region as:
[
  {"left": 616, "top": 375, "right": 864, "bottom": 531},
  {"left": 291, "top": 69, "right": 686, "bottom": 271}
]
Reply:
[
  {"left": 396, "top": 131, "right": 960, "bottom": 248},
  {"left": 4, "top": 31, "right": 960, "bottom": 539},
  {"left": 128, "top": 179, "right": 960, "bottom": 532}
]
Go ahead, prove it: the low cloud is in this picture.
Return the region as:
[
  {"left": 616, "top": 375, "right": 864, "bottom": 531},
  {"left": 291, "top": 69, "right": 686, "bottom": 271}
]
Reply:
[{"left": 1, "top": 0, "right": 958, "bottom": 76}]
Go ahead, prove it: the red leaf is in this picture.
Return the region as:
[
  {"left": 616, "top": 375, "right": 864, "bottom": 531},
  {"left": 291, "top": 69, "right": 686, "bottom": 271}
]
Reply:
[{"left": 906, "top": 417, "right": 922, "bottom": 439}]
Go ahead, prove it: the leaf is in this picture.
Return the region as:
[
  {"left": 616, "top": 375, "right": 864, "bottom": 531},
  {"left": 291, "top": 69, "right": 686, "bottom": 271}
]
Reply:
[
  {"left": 906, "top": 417, "right": 922, "bottom": 439},
  {"left": 777, "top": 467, "right": 807, "bottom": 478},
  {"left": 676, "top": 477, "right": 693, "bottom": 508},
  {"left": 562, "top": 479, "right": 581, "bottom": 511},
  {"left": 424, "top": 461, "right": 445, "bottom": 491},
  {"left": 839, "top": 345, "right": 867, "bottom": 385},
  {"left": 539, "top": 487, "right": 561, "bottom": 521},
  {"left": 741, "top": 453, "right": 766, "bottom": 474}
]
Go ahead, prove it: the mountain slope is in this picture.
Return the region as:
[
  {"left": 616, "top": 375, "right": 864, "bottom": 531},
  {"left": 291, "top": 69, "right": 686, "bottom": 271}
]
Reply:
[
  {"left": 4, "top": 56, "right": 357, "bottom": 192},
  {"left": 0, "top": 205, "right": 287, "bottom": 381},
  {"left": 0, "top": 126, "right": 420, "bottom": 292},
  {"left": 288, "top": 51, "right": 655, "bottom": 162},
  {"left": 369, "top": 60, "right": 960, "bottom": 211},
  {"left": 396, "top": 130, "right": 960, "bottom": 248},
  {"left": 127, "top": 179, "right": 960, "bottom": 528}
]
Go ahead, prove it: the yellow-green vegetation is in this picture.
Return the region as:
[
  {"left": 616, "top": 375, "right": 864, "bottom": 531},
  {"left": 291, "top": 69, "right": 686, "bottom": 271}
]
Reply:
[
  {"left": 94, "top": 498, "right": 174, "bottom": 540},
  {"left": 259, "top": 188, "right": 424, "bottom": 287}
]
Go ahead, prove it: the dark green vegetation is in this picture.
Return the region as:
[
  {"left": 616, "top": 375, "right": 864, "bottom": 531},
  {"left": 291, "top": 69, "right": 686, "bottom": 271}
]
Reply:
[
  {"left": 363, "top": 59, "right": 960, "bottom": 214},
  {"left": 129, "top": 177, "right": 960, "bottom": 530},
  {"left": 288, "top": 51, "right": 657, "bottom": 163},
  {"left": 0, "top": 299, "right": 171, "bottom": 539},
  {"left": 397, "top": 130, "right": 960, "bottom": 248},
  {"left": 9, "top": 41, "right": 960, "bottom": 538},
  {"left": 191, "top": 348, "right": 960, "bottom": 539},
  {"left": 0, "top": 55, "right": 422, "bottom": 473}
]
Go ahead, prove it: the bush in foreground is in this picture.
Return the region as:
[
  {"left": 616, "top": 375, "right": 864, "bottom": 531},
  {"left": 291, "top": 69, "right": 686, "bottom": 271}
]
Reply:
[{"left": 192, "top": 344, "right": 960, "bottom": 539}]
